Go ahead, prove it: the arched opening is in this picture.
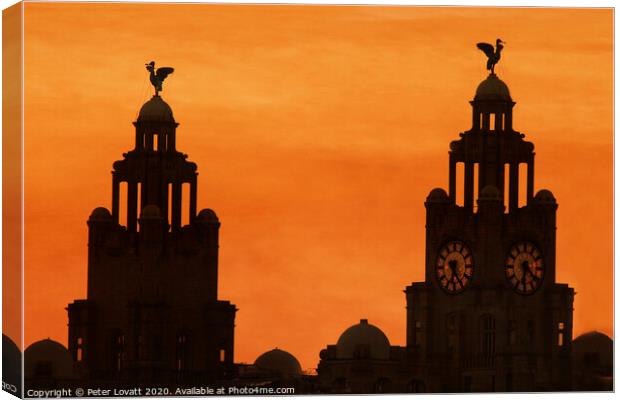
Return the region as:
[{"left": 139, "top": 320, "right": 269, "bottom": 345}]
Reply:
[
  {"left": 503, "top": 163, "right": 510, "bottom": 211},
  {"left": 456, "top": 162, "right": 464, "bottom": 206},
  {"left": 558, "top": 322, "right": 565, "bottom": 347},
  {"left": 137, "top": 182, "right": 142, "bottom": 220},
  {"left": 473, "top": 163, "right": 479, "bottom": 211},
  {"left": 518, "top": 163, "right": 527, "bottom": 207},
  {"left": 76, "top": 337, "right": 84, "bottom": 362},
  {"left": 168, "top": 183, "right": 173, "bottom": 228},
  {"left": 182, "top": 183, "right": 190, "bottom": 226},
  {"left": 119, "top": 182, "right": 127, "bottom": 227}
]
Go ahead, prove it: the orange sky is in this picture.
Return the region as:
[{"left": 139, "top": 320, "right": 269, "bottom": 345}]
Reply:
[{"left": 20, "top": 4, "right": 612, "bottom": 371}]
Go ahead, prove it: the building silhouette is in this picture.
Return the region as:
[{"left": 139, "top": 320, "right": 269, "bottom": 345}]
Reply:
[
  {"left": 571, "top": 331, "right": 613, "bottom": 391},
  {"left": 19, "top": 70, "right": 611, "bottom": 396},
  {"left": 65, "top": 94, "right": 237, "bottom": 385},
  {"left": 317, "top": 73, "right": 579, "bottom": 393},
  {"left": 403, "top": 73, "right": 574, "bottom": 392},
  {"left": 2, "top": 335, "right": 22, "bottom": 396},
  {"left": 317, "top": 319, "right": 410, "bottom": 393}
]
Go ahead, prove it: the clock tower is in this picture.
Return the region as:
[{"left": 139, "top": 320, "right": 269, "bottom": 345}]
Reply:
[{"left": 404, "top": 73, "right": 574, "bottom": 392}]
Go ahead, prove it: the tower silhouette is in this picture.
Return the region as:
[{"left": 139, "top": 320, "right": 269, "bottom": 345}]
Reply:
[
  {"left": 404, "top": 73, "right": 574, "bottom": 392},
  {"left": 67, "top": 94, "right": 236, "bottom": 385}
]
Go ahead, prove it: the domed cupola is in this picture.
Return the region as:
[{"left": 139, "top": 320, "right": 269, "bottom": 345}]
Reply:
[
  {"left": 137, "top": 95, "right": 175, "bottom": 123},
  {"left": 132, "top": 95, "right": 179, "bottom": 154},
  {"left": 470, "top": 73, "right": 515, "bottom": 132},
  {"left": 336, "top": 319, "right": 391, "bottom": 360},
  {"left": 254, "top": 348, "right": 302, "bottom": 377},
  {"left": 475, "top": 74, "right": 512, "bottom": 101},
  {"left": 25, "top": 339, "right": 75, "bottom": 380}
]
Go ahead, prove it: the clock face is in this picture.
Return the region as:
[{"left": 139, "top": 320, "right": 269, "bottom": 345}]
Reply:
[
  {"left": 505, "top": 241, "right": 544, "bottom": 294},
  {"left": 435, "top": 241, "right": 474, "bottom": 294}
]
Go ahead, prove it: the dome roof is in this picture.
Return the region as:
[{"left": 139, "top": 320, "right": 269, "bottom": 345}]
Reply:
[
  {"left": 426, "top": 188, "right": 449, "bottom": 203},
  {"left": 475, "top": 74, "right": 512, "bottom": 101},
  {"left": 197, "top": 208, "right": 219, "bottom": 222},
  {"left": 3, "top": 335, "right": 21, "bottom": 389},
  {"left": 572, "top": 331, "right": 613, "bottom": 368},
  {"left": 140, "top": 204, "right": 162, "bottom": 219},
  {"left": 254, "top": 348, "right": 302, "bottom": 377},
  {"left": 534, "top": 189, "right": 556, "bottom": 204},
  {"left": 138, "top": 95, "right": 175, "bottom": 122},
  {"left": 25, "top": 339, "right": 74, "bottom": 379},
  {"left": 336, "top": 319, "right": 391, "bottom": 360},
  {"left": 571, "top": 331, "right": 614, "bottom": 375},
  {"left": 89, "top": 207, "right": 112, "bottom": 221}
]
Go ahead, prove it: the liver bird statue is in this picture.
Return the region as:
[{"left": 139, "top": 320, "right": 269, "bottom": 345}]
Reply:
[
  {"left": 476, "top": 39, "right": 505, "bottom": 74},
  {"left": 146, "top": 61, "right": 174, "bottom": 96}
]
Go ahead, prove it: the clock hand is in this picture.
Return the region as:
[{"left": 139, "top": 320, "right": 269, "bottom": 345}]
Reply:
[
  {"left": 522, "top": 260, "right": 540, "bottom": 281},
  {"left": 520, "top": 262, "right": 527, "bottom": 288},
  {"left": 454, "top": 273, "right": 465, "bottom": 288},
  {"left": 448, "top": 260, "right": 464, "bottom": 288}
]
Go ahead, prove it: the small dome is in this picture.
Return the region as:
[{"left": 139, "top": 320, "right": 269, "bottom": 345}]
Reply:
[
  {"left": 475, "top": 74, "right": 512, "bottom": 101},
  {"left": 572, "top": 331, "right": 613, "bottom": 373},
  {"left": 426, "top": 188, "right": 449, "bottom": 203},
  {"left": 25, "top": 339, "right": 74, "bottom": 379},
  {"left": 137, "top": 95, "right": 175, "bottom": 122},
  {"left": 254, "top": 348, "right": 302, "bottom": 377},
  {"left": 140, "top": 204, "right": 161, "bottom": 219},
  {"left": 479, "top": 185, "right": 500, "bottom": 200},
  {"left": 534, "top": 189, "right": 556, "bottom": 204},
  {"left": 3, "top": 335, "right": 21, "bottom": 393},
  {"left": 336, "top": 319, "right": 391, "bottom": 360},
  {"left": 89, "top": 207, "right": 112, "bottom": 221},
  {"left": 197, "top": 208, "right": 219, "bottom": 222}
]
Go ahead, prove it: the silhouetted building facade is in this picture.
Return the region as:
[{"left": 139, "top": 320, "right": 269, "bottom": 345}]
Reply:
[
  {"left": 20, "top": 68, "right": 606, "bottom": 396},
  {"left": 234, "top": 348, "right": 318, "bottom": 393},
  {"left": 404, "top": 73, "right": 575, "bottom": 392},
  {"left": 317, "top": 319, "right": 410, "bottom": 393},
  {"left": 66, "top": 95, "right": 236, "bottom": 385},
  {"left": 315, "top": 73, "right": 580, "bottom": 394}
]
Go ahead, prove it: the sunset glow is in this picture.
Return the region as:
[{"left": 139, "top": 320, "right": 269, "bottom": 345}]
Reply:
[{"left": 21, "top": 4, "right": 612, "bottom": 371}]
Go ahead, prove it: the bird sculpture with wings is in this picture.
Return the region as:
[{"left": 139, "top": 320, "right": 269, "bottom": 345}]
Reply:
[
  {"left": 146, "top": 61, "right": 174, "bottom": 96},
  {"left": 476, "top": 39, "right": 505, "bottom": 74}
]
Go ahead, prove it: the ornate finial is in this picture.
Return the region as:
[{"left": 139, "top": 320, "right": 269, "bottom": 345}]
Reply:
[
  {"left": 145, "top": 61, "right": 174, "bottom": 96},
  {"left": 476, "top": 39, "right": 505, "bottom": 75}
]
